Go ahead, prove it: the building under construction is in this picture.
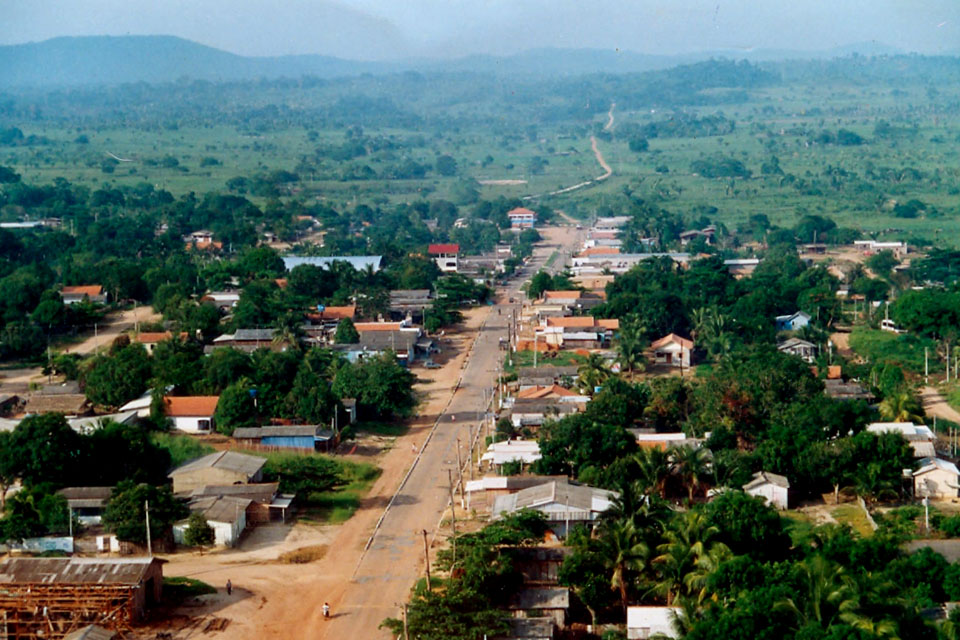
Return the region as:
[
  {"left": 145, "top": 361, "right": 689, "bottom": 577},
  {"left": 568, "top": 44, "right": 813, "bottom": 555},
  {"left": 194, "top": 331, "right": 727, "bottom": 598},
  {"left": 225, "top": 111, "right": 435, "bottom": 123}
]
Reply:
[{"left": 0, "top": 557, "right": 164, "bottom": 640}]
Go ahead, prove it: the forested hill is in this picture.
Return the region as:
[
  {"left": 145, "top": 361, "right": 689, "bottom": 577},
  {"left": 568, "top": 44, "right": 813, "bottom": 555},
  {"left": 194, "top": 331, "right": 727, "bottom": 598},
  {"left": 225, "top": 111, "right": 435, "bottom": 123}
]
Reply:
[
  {"left": 0, "top": 36, "right": 395, "bottom": 87},
  {"left": 0, "top": 35, "right": 930, "bottom": 89}
]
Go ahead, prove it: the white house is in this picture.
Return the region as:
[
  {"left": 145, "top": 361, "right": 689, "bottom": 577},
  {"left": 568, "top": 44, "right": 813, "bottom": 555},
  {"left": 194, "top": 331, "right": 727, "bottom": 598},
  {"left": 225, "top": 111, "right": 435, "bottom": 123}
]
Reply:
[
  {"left": 428, "top": 243, "right": 459, "bottom": 273},
  {"left": 743, "top": 471, "right": 790, "bottom": 510},
  {"left": 162, "top": 396, "right": 219, "bottom": 433},
  {"left": 507, "top": 207, "right": 537, "bottom": 230},
  {"left": 627, "top": 606, "right": 681, "bottom": 640},
  {"left": 481, "top": 440, "right": 542, "bottom": 471},
  {"left": 778, "top": 337, "right": 818, "bottom": 363},
  {"left": 912, "top": 458, "right": 960, "bottom": 500},
  {"left": 60, "top": 285, "right": 107, "bottom": 305},
  {"left": 650, "top": 334, "right": 694, "bottom": 368},
  {"left": 173, "top": 495, "right": 249, "bottom": 547},
  {"left": 491, "top": 481, "right": 618, "bottom": 537}
]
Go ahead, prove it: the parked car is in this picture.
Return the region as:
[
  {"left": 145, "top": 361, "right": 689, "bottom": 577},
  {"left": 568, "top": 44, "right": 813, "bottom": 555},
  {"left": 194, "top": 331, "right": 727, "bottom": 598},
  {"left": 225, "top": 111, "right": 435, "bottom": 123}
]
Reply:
[{"left": 424, "top": 360, "right": 442, "bottom": 369}]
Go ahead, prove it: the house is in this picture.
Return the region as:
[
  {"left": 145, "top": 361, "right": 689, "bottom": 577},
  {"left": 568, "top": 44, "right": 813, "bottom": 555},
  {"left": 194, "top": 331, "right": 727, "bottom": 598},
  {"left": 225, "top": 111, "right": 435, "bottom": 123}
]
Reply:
[
  {"left": 481, "top": 440, "right": 542, "bottom": 472},
  {"left": 211, "top": 328, "right": 293, "bottom": 353},
  {"left": 281, "top": 255, "right": 382, "bottom": 273},
  {"left": 389, "top": 290, "right": 433, "bottom": 319},
  {"left": 679, "top": 226, "right": 715, "bottom": 246},
  {"left": 538, "top": 316, "right": 619, "bottom": 349},
  {"left": 174, "top": 494, "right": 252, "bottom": 547},
  {"left": 162, "top": 396, "right": 219, "bottom": 433},
  {"left": 232, "top": 425, "right": 338, "bottom": 452},
  {"left": 58, "top": 487, "right": 113, "bottom": 525},
  {"left": 650, "top": 334, "right": 694, "bottom": 368},
  {"left": 517, "top": 366, "right": 580, "bottom": 389},
  {"left": 0, "top": 557, "right": 165, "bottom": 633},
  {"left": 778, "top": 337, "right": 819, "bottom": 363},
  {"left": 23, "top": 393, "right": 92, "bottom": 418},
  {"left": 134, "top": 331, "right": 189, "bottom": 355},
  {"left": 355, "top": 321, "right": 426, "bottom": 364},
  {"left": 508, "top": 398, "right": 582, "bottom": 428},
  {"left": 428, "top": 243, "right": 460, "bottom": 273},
  {"left": 508, "top": 587, "right": 569, "bottom": 627},
  {"left": 724, "top": 258, "right": 760, "bottom": 279},
  {"left": 853, "top": 240, "right": 908, "bottom": 258},
  {"left": 168, "top": 451, "right": 266, "bottom": 494},
  {"left": 0, "top": 393, "right": 19, "bottom": 417},
  {"left": 540, "top": 290, "right": 605, "bottom": 311},
  {"left": 465, "top": 476, "right": 571, "bottom": 511},
  {"left": 824, "top": 378, "right": 873, "bottom": 402},
  {"left": 515, "top": 385, "right": 580, "bottom": 400},
  {"left": 68, "top": 411, "right": 138, "bottom": 435},
  {"left": 507, "top": 207, "right": 537, "bottom": 230},
  {"left": 743, "top": 471, "right": 790, "bottom": 510},
  {"left": 629, "top": 430, "right": 703, "bottom": 451},
  {"left": 571, "top": 252, "right": 691, "bottom": 277},
  {"left": 189, "top": 483, "right": 293, "bottom": 523},
  {"left": 60, "top": 285, "right": 108, "bottom": 305},
  {"left": 492, "top": 481, "right": 618, "bottom": 537},
  {"left": 200, "top": 290, "right": 241, "bottom": 312},
  {"left": 593, "top": 216, "right": 632, "bottom": 230},
  {"left": 867, "top": 422, "right": 936, "bottom": 458},
  {"left": 627, "top": 606, "right": 681, "bottom": 640},
  {"left": 912, "top": 458, "right": 960, "bottom": 500},
  {"left": 776, "top": 311, "right": 811, "bottom": 332}
]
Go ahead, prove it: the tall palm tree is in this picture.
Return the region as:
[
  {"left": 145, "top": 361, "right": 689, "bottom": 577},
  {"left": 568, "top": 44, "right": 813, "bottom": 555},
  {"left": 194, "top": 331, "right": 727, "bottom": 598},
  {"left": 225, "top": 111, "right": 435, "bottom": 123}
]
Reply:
[
  {"left": 670, "top": 446, "right": 711, "bottom": 502},
  {"left": 577, "top": 353, "right": 611, "bottom": 395},
  {"left": 598, "top": 518, "right": 650, "bottom": 617},
  {"left": 617, "top": 314, "right": 648, "bottom": 380},
  {"left": 633, "top": 448, "right": 672, "bottom": 499},
  {"left": 653, "top": 511, "right": 728, "bottom": 606},
  {"left": 878, "top": 391, "right": 924, "bottom": 423},
  {"left": 775, "top": 555, "right": 856, "bottom": 629}
]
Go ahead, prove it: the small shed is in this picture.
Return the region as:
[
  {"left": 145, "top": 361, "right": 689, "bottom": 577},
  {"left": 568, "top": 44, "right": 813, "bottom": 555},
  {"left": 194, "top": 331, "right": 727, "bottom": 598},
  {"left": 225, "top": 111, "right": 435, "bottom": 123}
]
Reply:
[
  {"left": 169, "top": 451, "right": 265, "bottom": 494},
  {"left": 232, "top": 425, "right": 337, "bottom": 451},
  {"left": 23, "top": 393, "right": 92, "bottom": 418},
  {"left": 174, "top": 495, "right": 251, "bottom": 547},
  {"left": 743, "top": 471, "right": 790, "bottom": 510},
  {"left": 913, "top": 458, "right": 960, "bottom": 500},
  {"left": 778, "top": 337, "right": 818, "bottom": 363}
]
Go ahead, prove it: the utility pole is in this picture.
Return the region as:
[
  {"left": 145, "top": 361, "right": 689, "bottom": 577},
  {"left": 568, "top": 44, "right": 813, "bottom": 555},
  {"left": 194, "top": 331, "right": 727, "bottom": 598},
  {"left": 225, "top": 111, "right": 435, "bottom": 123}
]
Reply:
[
  {"left": 447, "top": 469, "right": 457, "bottom": 565},
  {"left": 925, "top": 347, "right": 929, "bottom": 385},
  {"left": 468, "top": 426, "right": 475, "bottom": 481},
  {"left": 421, "top": 530, "right": 431, "bottom": 591},
  {"left": 403, "top": 603, "right": 410, "bottom": 640},
  {"left": 144, "top": 500, "right": 152, "bottom": 556},
  {"left": 456, "top": 438, "right": 465, "bottom": 508},
  {"left": 533, "top": 331, "right": 538, "bottom": 368}
]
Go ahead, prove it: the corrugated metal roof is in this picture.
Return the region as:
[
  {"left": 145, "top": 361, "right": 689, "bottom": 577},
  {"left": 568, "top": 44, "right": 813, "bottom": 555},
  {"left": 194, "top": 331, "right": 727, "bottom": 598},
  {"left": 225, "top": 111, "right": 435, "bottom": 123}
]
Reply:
[
  {"left": 190, "top": 483, "right": 279, "bottom": 503},
  {"left": 169, "top": 451, "right": 265, "bottom": 477},
  {"left": 234, "top": 425, "right": 322, "bottom": 439},
  {"left": 63, "top": 625, "right": 116, "bottom": 640},
  {"left": 188, "top": 495, "right": 252, "bottom": 524},
  {"left": 24, "top": 394, "right": 89, "bottom": 415},
  {"left": 0, "top": 557, "right": 160, "bottom": 585}
]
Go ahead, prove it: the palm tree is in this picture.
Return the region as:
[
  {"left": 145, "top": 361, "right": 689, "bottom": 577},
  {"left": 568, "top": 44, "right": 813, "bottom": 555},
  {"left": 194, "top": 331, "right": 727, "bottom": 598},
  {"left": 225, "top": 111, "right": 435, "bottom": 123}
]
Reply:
[
  {"left": 617, "top": 314, "right": 648, "bottom": 380},
  {"left": 653, "top": 511, "right": 728, "bottom": 606},
  {"left": 670, "top": 446, "right": 711, "bottom": 502},
  {"left": 577, "top": 353, "right": 611, "bottom": 395},
  {"left": 775, "top": 555, "right": 856, "bottom": 629},
  {"left": 878, "top": 391, "right": 924, "bottom": 423},
  {"left": 633, "top": 448, "right": 672, "bottom": 499},
  {"left": 598, "top": 518, "right": 650, "bottom": 617}
]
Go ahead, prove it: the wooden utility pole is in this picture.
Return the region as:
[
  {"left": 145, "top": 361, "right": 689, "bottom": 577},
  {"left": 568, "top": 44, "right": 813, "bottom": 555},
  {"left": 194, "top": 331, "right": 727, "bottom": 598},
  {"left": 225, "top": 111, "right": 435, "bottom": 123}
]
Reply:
[
  {"left": 456, "top": 438, "right": 465, "bottom": 508},
  {"left": 403, "top": 603, "right": 410, "bottom": 640},
  {"left": 144, "top": 500, "right": 152, "bottom": 556},
  {"left": 468, "top": 426, "right": 475, "bottom": 481},
  {"left": 447, "top": 469, "right": 457, "bottom": 564},
  {"left": 422, "top": 529, "right": 431, "bottom": 591}
]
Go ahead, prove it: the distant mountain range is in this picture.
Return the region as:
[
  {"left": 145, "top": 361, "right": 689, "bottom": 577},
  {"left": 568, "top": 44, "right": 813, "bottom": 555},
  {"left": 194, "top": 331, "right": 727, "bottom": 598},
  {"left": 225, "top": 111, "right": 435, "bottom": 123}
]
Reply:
[{"left": 0, "top": 35, "right": 926, "bottom": 88}]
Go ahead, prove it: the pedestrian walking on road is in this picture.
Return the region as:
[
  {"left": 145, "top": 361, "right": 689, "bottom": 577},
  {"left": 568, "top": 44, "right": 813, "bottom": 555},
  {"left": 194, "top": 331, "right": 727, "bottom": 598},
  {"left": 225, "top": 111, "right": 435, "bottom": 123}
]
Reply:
[
  {"left": 323, "top": 602, "right": 331, "bottom": 619},
  {"left": 411, "top": 443, "right": 418, "bottom": 453},
  {"left": 226, "top": 579, "right": 232, "bottom": 596}
]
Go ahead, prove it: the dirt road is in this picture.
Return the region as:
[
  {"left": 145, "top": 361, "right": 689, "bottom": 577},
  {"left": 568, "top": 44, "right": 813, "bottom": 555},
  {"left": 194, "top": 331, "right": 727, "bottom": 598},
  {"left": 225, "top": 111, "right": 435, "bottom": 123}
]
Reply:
[
  {"left": 921, "top": 386, "right": 960, "bottom": 424},
  {"left": 0, "top": 305, "right": 160, "bottom": 393},
  {"left": 160, "top": 226, "right": 580, "bottom": 640}
]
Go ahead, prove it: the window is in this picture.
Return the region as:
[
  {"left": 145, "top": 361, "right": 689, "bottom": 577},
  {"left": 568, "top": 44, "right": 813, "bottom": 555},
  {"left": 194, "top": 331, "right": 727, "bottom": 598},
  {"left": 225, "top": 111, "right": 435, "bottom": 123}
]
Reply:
[{"left": 198, "top": 419, "right": 211, "bottom": 431}]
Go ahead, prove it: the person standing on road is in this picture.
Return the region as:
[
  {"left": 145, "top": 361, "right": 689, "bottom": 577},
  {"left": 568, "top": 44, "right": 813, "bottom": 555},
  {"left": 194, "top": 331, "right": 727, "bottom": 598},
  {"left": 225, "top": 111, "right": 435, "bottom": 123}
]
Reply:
[
  {"left": 323, "top": 602, "right": 331, "bottom": 619},
  {"left": 226, "top": 579, "right": 232, "bottom": 595}
]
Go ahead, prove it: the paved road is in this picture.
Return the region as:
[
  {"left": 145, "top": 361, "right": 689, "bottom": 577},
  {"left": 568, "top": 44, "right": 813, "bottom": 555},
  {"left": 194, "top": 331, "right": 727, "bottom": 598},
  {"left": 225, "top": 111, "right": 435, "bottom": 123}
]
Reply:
[{"left": 322, "top": 226, "right": 579, "bottom": 638}]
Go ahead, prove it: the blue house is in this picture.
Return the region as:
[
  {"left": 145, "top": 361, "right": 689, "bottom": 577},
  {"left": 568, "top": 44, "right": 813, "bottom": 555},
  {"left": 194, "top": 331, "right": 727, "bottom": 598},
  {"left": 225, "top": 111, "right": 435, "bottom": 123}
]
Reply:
[
  {"left": 233, "top": 425, "right": 338, "bottom": 452},
  {"left": 775, "top": 311, "right": 812, "bottom": 332}
]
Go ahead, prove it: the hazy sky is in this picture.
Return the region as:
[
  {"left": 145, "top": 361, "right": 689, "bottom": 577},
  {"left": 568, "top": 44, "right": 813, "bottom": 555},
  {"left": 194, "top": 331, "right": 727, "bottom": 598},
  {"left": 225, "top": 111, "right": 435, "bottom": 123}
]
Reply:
[{"left": 3, "top": 0, "right": 959, "bottom": 60}]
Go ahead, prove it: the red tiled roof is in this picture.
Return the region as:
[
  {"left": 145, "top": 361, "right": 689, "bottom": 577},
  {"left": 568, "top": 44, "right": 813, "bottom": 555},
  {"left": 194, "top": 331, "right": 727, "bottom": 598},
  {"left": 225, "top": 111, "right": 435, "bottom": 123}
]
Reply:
[
  {"left": 546, "top": 317, "right": 597, "bottom": 328},
  {"left": 163, "top": 396, "right": 220, "bottom": 417},
  {"left": 507, "top": 207, "right": 536, "bottom": 217},
  {"left": 428, "top": 243, "right": 460, "bottom": 255},
  {"left": 596, "top": 319, "right": 620, "bottom": 330},
  {"left": 135, "top": 332, "right": 172, "bottom": 343},
  {"left": 62, "top": 285, "right": 103, "bottom": 297},
  {"left": 579, "top": 247, "right": 620, "bottom": 257},
  {"left": 543, "top": 290, "right": 582, "bottom": 300},
  {"left": 354, "top": 322, "right": 404, "bottom": 332},
  {"left": 516, "top": 384, "right": 578, "bottom": 399},
  {"left": 650, "top": 333, "right": 694, "bottom": 350}
]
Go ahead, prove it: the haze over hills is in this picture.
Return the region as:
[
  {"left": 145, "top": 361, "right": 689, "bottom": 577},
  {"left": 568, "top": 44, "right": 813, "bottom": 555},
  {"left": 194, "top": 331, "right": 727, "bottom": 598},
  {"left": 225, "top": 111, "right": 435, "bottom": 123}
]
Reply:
[{"left": 0, "top": 34, "right": 930, "bottom": 88}]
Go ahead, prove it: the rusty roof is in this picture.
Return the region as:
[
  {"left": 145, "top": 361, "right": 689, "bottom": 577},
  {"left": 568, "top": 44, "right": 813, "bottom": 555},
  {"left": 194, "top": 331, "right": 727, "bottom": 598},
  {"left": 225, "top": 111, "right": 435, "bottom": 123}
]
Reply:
[
  {"left": 0, "top": 557, "right": 162, "bottom": 585},
  {"left": 134, "top": 331, "right": 173, "bottom": 343},
  {"left": 24, "top": 394, "right": 90, "bottom": 415},
  {"left": 163, "top": 396, "right": 219, "bottom": 417},
  {"left": 650, "top": 333, "right": 694, "bottom": 350},
  {"left": 61, "top": 285, "right": 103, "bottom": 297}
]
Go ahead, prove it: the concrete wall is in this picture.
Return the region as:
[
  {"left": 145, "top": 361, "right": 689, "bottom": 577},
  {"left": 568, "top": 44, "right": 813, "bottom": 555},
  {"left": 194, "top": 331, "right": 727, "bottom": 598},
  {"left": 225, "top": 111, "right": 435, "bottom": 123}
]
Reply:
[
  {"left": 172, "top": 416, "right": 214, "bottom": 433},
  {"left": 746, "top": 484, "right": 789, "bottom": 510},
  {"left": 916, "top": 469, "right": 960, "bottom": 500}
]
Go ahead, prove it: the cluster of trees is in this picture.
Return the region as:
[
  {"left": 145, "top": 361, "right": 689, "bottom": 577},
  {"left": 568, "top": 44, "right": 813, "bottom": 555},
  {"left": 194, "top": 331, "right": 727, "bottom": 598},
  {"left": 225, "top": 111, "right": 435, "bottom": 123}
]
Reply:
[
  {"left": 0, "top": 414, "right": 173, "bottom": 543},
  {"left": 78, "top": 336, "right": 417, "bottom": 429}
]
